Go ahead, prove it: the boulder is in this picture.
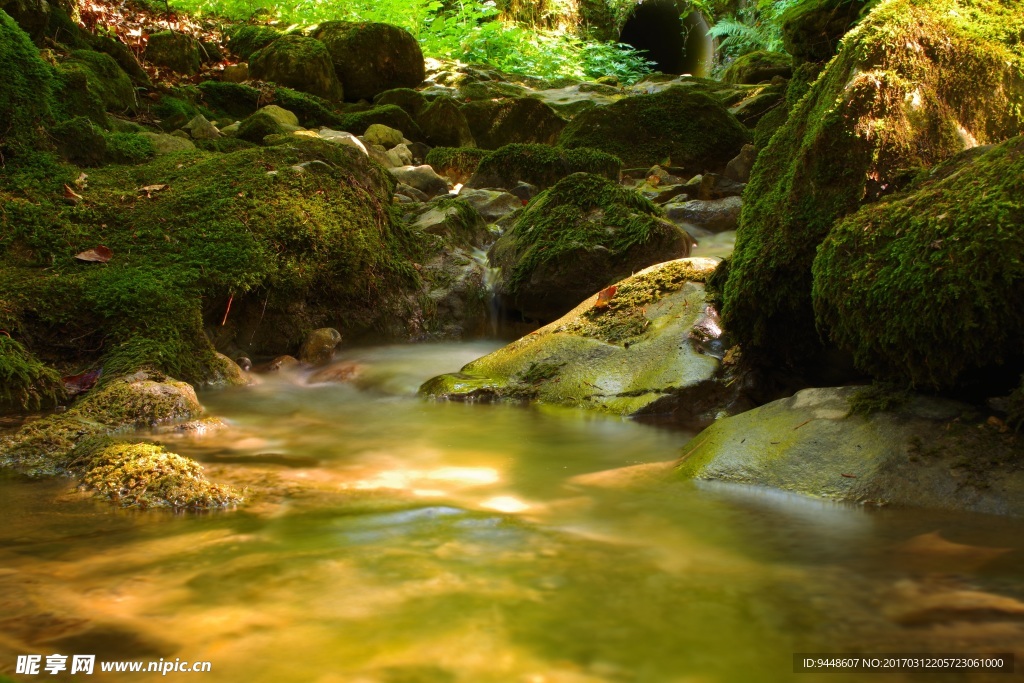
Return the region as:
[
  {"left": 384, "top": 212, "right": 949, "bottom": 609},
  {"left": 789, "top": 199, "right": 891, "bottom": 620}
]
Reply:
[
  {"left": 724, "top": 144, "right": 757, "bottom": 182},
  {"left": 417, "top": 95, "right": 475, "bottom": 147},
  {"left": 558, "top": 86, "right": 750, "bottom": 171},
  {"left": 424, "top": 147, "right": 488, "bottom": 185},
  {"left": 782, "top": 0, "right": 870, "bottom": 64},
  {"left": 249, "top": 34, "right": 343, "bottom": 102},
  {"left": 723, "top": 0, "right": 1024, "bottom": 369},
  {"left": 373, "top": 87, "right": 428, "bottom": 116},
  {"left": 466, "top": 143, "right": 621, "bottom": 191},
  {"left": 62, "top": 49, "right": 136, "bottom": 113},
  {"left": 421, "top": 258, "right": 723, "bottom": 419},
  {"left": 298, "top": 327, "right": 342, "bottom": 366},
  {"left": 313, "top": 21, "right": 425, "bottom": 101},
  {"left": 318, "top": 127, "right": 366, "bottom": 154},
  {"left": 390, "top": 165, "right": 450, "bottom": 197},
  {"left": 663, "top": 196, "right": 743, "bottom": 233},
  {"left": 490, "top": 173, "right": 696, "bottom": 322},
  {"left": 722, "top": 51, "right": 793, "bottom": 84},
  {"left": 236, "top": 110, "right": 287, "bottom": 143},
  {"left": 457, "top": 188, "right": 522, "bottom": 223},
  {"left": 408, "top": 198, "right": 490, "bottom": 250},
  {"left": 461, "top": 97, "right": 566, "bottom": 150},
  {"left": 0, "top": 8, "right": 55, "bottom": 150},
  {"left": 363, "top": 123, "right": 404, "bottom": 148},
  {"left": 226, "top": 24, "right": 281, "bottom": 60},
  {"left": 138, "top": 132, "right": 196, "bottom": 154},
  {"left": 145, "top": 30, "right": 201, "bottom": 75},
  {"left": 677, "top": 386, "right": 1024, "bottom": 517},
  {"left": 185, "top": 114, "right": 221, "bottom": 140}
]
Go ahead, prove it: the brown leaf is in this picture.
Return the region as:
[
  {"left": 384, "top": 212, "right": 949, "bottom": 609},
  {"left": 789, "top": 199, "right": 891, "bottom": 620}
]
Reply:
[
  {"left": 593, "top": 285, "right": 618, "bottom": 309},
  {"left": 62, "top": 368, "right": 102, "bottom": 396},
  {"left": 63, "top": 184, "right": 84, "bottom": 205},
  {"left": 139, "top": 184, "right": 167, "bottom": 198},
  {"left": 75, "top": 245, "right": 113, "bottom": 263}
]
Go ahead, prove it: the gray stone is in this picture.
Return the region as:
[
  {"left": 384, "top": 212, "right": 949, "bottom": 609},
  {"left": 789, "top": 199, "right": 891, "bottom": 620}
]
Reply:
[
  {"left": 458, "top": 188, "right": 523, "bottom": 223},
  {"left": 390, "top": 165, "right": 450, "bottom": 197},
  {"left": 185, "top": 114, "right": 221, "bottom": 140},
  {"left": 664, "top": 196, "right": 743, "bottom": 233},
  {"left": 724, "top": 143, "right": 757, "bottom": 182}
]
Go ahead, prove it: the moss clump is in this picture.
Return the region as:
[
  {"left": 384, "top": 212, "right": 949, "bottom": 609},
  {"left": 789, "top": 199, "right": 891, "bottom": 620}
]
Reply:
[
  {"left": 425, "top": 147, "right": 488, "bottom": 184},
  {"left": 197, "top": 80, "right": 261, "bottom": 119},
  {"left": 468, "top": 143, "right": 621, "bottom": 190},
  {"left": 782, "top": 0, "right": 871, "bottom": 64},
  {"left": 227, "top": 24, "right": 282, "bottom": 60},
  {"left": 491, "top": 172, "right": 692, "bottom": 321},
  {"left": 751, "top": 62, "right": 822, "bottom": 148},
  {"left": 558, "top": 86, "right": 750, "bottom": 170},
  {"left": 51, "top": 116, "right": 108, "bottom": 166},
  {"left": 417, "top": 95, "right": 474, "bottom": 147},
  {"left": 313, "top": 21, "right": 425, "bottom": 101},
  {"left": 152, "top": 94, "right": 199, "bottom": 130},
  {"left": 105, "top": 131, "right": 155, "bottom": 163},
  {"left": 61, "top": 49, "right": 137, "bottom": 114},
  {"left": 336, "top": 104, "right": 421, "bottom": 138},
  {"left": 198, "top": 82, "right": 347, "bottom": 129},
  {"left": 373, "top": 87, "right": 427, "bottom": 116},
  {"left": 249, "top": 34, "right": 343, "bottom": 102},
  {"left": 236, "top": 109, "right": 286, "bottom": 142},
  {"left": 847, "top": 382, "right": 911, "bottom": 416},
  {"left": 812, "top": 137, "right": 1024, "bottom": 389},
  {"left": 0, "top": 9, "right": 55, "bottom": 153},
  {"left": 82, "top": 442, "right": 240, "bottom": 509},
  {"left": 724, "top": 0, "right": 1024, "bottom": 369},
  {"left": 722, "top": 51, "right": 793, "bottom": 84},
  {"left": 0, "top": 336, "right": 64, "bottom": 411},
  {"left": 461, "top": 97, "right": 566, "bottom": 150},
  {"left": 145, "top": 30, "right": 201, "bottom": 75}
]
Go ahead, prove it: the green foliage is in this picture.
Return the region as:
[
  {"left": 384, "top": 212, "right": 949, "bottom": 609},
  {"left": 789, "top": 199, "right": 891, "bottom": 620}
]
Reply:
[
  {"left": 0, "top": 336, "right": 64, "bottom": 411},
  {"left": 708, "top": 0, "right": 803, "bottom": 59}
]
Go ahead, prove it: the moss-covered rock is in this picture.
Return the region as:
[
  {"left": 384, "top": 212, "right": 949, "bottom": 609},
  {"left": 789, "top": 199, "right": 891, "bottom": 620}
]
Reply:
[
  {"left": 461, "top": 97, "right": 566, "bottom": 150},
  {"left": 0, "top": 336, "right": 63, "bottom": 413},
  {"left": 782, "top": 0, "right": 871, "bottom": 64},
  {"left": 417, "top": 95, "right": 474, "bottom": 147},
  {"left": 62, "top": 49, "right": 137, "bottom": 114},
  {"left": 751, "top": 62, "right": 822, "bottom": 148},
  {"left": 558, "top": 86, "right": 750, "bottom": 171},
  {"left": 421, "top": 258, "right": 723, "bottom": 419},
  {"left": 466, "top": 143, "right": 621, "bottom": 191},
  {"left": 490, "top": 172, "right": 695, "bottom": 321},
  {"left": 51, "top": 116, "right": 107, "bottom": 165},
  {"left": 145, "top": 30, "right": 201, "bottom": 75},
  {"left": 408, "top": 197, "right": 491, "bottom": 249},
  {"left": 226, "top": 23, "right": 281, "bottom": 60},
  {"left": 373, "top": 87, "right": 428, "bottom": 117},
  {"left": 0, "top": 8, "right": 54, "bottom": 153},
  {"left": 723, "top": 0, "right": 1024, "bottom": 369},
  {"left": 249, "top": 34, "right": 343, "bottom": 102},
  {"left": 424, "top": 147, "right": 488, "bottom": 184},
  {"left": 337, "top": 104, "right": 422, "bottom": 139},
  {"left": 313, "top": 21, "right": 425, "bottom": 102},
  {"left": 812, "top": 137, "right": 1024, "bottom": 389},
  {"left": 236, "top": 109, "right": 288, "bottom": 143},
  {"left": 722, "top": 51, "right": 793, "bottom": 85}
]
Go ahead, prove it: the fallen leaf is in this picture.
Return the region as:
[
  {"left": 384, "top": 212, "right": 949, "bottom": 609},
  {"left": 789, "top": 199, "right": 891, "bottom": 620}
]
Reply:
[
  {"left": 75, "top": 245, "right": 113, "bottom": 263},
  {"left": 63, "top": 184, "right": 83, "bottom": 205},
  {"left": 593, "top": 285, "right": 617, "bottom": 309},
  {"left": 139, "top": 183, "right": 167, "bottom": 198},
  {"left": 74, "top": 172, "right": 89, "bottom": 190},
  {"left": 62, "top": 368, "right": 102, "bottom": 396}
]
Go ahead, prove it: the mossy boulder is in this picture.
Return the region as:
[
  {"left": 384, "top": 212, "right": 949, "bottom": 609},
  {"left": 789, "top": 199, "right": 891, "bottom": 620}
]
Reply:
[
  {"left": 812, "top": 137, "right": 1024, "bottom": 390},
  {"left": 337, "top": 104, "right": 421, "bottom": 139},
  {"left": 0, "top": 8, "right": 54, "bottom": 152},
  {"left": 461, "top": 97, "right": 566, "bottom": 150},
  {"left": 723, "top": 0, "right": 1024, "bottom": 369},
  {"left": 558, "top": 86, "right": 750, "bottom": 171},
  {"left": 51, "top": 116, "right": 107, "bottom": 165},
  {"left": 752, "top": 62, "right": 822, "bottom": 148},
  {"left": 145, "top": 30, "right": 201, "bottom": 75},
  {"left": 373, "top": 87, "right": 427, "bottom": 117},
  {"left": 62, "top": 49, "right": 137, "bottom": 113},
  {"left": 490, "top": 173, "right": 695, "bottom": 321},
  {"left": 421, "top": 258, "right": 723, "bottom": 419},
  {"left": 722, "top": 51, "right": 793, "bottom": 85},
  {"left": 677, "top": 386, "right": 1024, "bottom": 517},
  {"left": 408, "top": 197, "right": 491, "bottom": 250},
  {"left": 236, "top": 109, "right": 288, "bottom": 143},
  {"left": 782, "top": 0, "right": 871, "bottom": 64},
  {"left": 425, "top": 147, "right": 488, "bottom": 184},
  {"left": 249, "top": 34, "right": 343, "bottom": 102},
  {"left": 226, "top": 23, "right": 281, "bottom": 60},
  {"left": 0, "top": 336, "right": 63, "bottom": 413},
  {"left": 466, "top": 143, "right": 621, "bottom": 191},
  {"left": 313, "top": 21, "right": 425, "bottom": 102},
  {"left": 417, "top": 95, "right": 475, "bottom": 147}
]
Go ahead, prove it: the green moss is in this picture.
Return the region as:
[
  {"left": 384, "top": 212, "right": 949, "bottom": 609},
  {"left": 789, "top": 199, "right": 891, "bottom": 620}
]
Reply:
[
  {"left": 0, "top": 336, "right": 64, "bottom": 411},
  {"left": 722, "top": 51, "right": 793, "bottom": 85},
  {"left": 312, "top": 21, "right": 425, "bottom": 102},
  {"left": 469, "top": 143, "right": 621, "bottom": 190},
  {"left": 249, "top": 34, "right": 343, "bottom": 102},
  {"left": 782, "top": 0, "right": 871, "bottom": 63},
  {"left": 373, "top": 87, "right": 428, "bottom": 116},
  {"left": 337, "top": 104, "right": 421, "bottom": 138},
  {"left": 812, "top": 137, "right": 1024, "bottom": 389},
  {"left": 227, "top": 24, "right": 282, "bottom": 60},
  {"left": 146, "top": 30, "right": 201, "bottom": 75},
  {"left": 62, "top": 49, "right": 137, "bottom": 113},
  {"left": 105, "top": 131, "right": 155, "bottom": 163},
  {"left": 724, "top": 0, "right": 1024, "bottom": 369},
  {"left": 461, "top": 97, "right": 566, "bottom": 150},
  {"left": 197, "top": 80, "right": 260, "bottom": 118},
  {"left": 558, "top": 86, "right": 750, "bottom": 170},
  {"left": 0, "top": 9, "right": 55, "bottom": 153},
  {"left": 51, "top": 116, "right": 108, "bottom": 166},
  {"left": 236, "top": 109, "right": 286, "bottom": 142},
  {"left": 152, "top": 94, "right": 199, "bottom": 130},
  {"left": 82, "top": 442, "right": 240, "bottom": 509},
  {"left": 847, "top": 382, "right": 911, "bottom": 416},
  {"left": 425, "top": 147, "right": 488, "bottom": 182}
]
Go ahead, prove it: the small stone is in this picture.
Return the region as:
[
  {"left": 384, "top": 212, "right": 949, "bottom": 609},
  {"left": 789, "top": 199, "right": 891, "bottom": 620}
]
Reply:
[
  {"left": 186, "top": 114, "right": 221, "bottom": 140},
  {"left": 298, "top": 328, "right": 343, "bottom": 366},
  {"left": 363, "top": 123, "right": 405, "bottom": 148},
  {"left": 222, "top": 63, "right": 249, "bottom": 83},
  {"left": 724, "top": 144, "right": 757, "bottom": 183},
  {"left": 318, "top": 128, "right": 368, "bottom": 154}
]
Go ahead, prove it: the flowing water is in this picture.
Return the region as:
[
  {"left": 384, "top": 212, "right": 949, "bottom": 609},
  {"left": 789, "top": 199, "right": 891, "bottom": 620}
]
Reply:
[{"left": 2, "top": 343, "right": 1023, "bottom": 683}]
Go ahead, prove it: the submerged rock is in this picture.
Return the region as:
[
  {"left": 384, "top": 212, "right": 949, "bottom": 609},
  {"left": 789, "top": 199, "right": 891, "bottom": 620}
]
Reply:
[
  {"left": 421, "top": 258, "right": 724, "bottom": 420},
  {"left": 677, "top": 386, "right": 1024, "bottom": 517}
]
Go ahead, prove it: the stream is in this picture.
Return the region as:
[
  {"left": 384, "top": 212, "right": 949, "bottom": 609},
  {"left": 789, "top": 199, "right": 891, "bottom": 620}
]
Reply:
[{"left": 2, "top": 343, "right": 1023, "bottom": 682}]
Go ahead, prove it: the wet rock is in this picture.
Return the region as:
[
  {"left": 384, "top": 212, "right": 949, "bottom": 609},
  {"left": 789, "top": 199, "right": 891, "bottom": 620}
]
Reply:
[
  {"left": 258, "top": 355, "right": 301, "bottom": 373},
  {"left": 308, "top": 362, "right": 362, "bottom": 384},
  {"left": 204, "top": 353, "right": 250, "bottom": 388},
  {"left": 138, "top": 132, "right": 196, "bottom": 154},
  {"left": 724, "top": 144, "right": 757, "bottom": 183},
  {"left": 363, "top": 123, "right": 404, "bottom": 148},
  {"left": 298, "top": 328, "right": 343, "bottom": 366},
  {"left": 390, "top": 165, "right": 450, "bottom": 197},
  {"left": 457, "top": 188, "right": 522, "bottom": 223},
  {"left": 249, "top": 34, "right": 343, "bottom": 102},
  {"left": 313, "top": 21, "right": 425, "bottom": 101},
  {"left": 395, "top": 182, "right": 429, "bottom": 202},
  {"left": 697, "top": 173, "right": 745, "bottom": 200},
  {"left": 664, "top": 196, "right": 743, "bottom": 233},
  {"left": 145, "top": 30, "right": 201, "bottom": 75},
  {"left": 408, "top": 198, "right": 490, "bottom": 249},
  {"left": 421, "top": 258, "right": 723, "bottom": 418}
]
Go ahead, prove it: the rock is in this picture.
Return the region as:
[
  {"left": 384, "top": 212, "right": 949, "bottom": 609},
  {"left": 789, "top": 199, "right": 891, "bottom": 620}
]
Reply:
[
  {"left": 226, "top": 24, "right": 281, "bottom": 61},
  {"left": 390, "top": 165, "right": 450, "bottom": 197},
  {"left": 373, "top": 87, "right": 428, "bottom": 116},
  {"left": 457, "top": 80, "right": 529, "bottom": 101},
  {"left": 724, "top": 144, "right": 757, "bottom": 182},
  {"left": 421, "top": 258, "right": 723, "bottom": 418},
  {"left": 423, "top": 147, "right": 488, "bottom": 185},
  {"left": 461, "top": 97, "right": 566, "bottom": 150},
  {"left": 62, "top": 49, "right": 137, "bottom": 113},
  {"left": 145, "top": 30, "right": 201, "bottom": 75},
  {"left": 457, "top": 188, "right": 523, "bottom": 223},
  {"left": 677, "top": 386, "right": 1024, "bottom": 517},
  {"left": 298, "top": 327, "right": 342, "bottom": 366},
  {"left": 335, "top": 104, "right": 422, "bottom": 140},
  {"left": 664, "top": 196, "right": 743, "bottom": 233},
  {"left": 202, "top": 353, "right": 250, "bottom": 388},
  {"left": 782, "top": 0, "right": 868, "bottom": 64},
  {"left": 51, "top": 116, "right": 107, "bottom": 166},
  {"left": 308, "top": 362, "right": 361, "bottom": 384},
  {"left": 490, "top": 173, "right": 696, "bottom": 322},
  {"left": 389, "top": 143, "right": 413, "bottom": 166},
  {"left": 363, "top": 123, "right": 404, "bottom": 148},
  {"left": 259, "top": 104, "right": 300, "bottom": 127},
  {"left": 509, "top": 182, "right": 539, "bottom": 203},
  {"left": 722, "top": 51, "right": 793, "bottom": 84},
  {"left": 170, "top": 129, "right": 191, "bottom": 140},
  {"left": 697, "top": 173, "right": 745, "bottom": 200},
  {"left": 249, "top": 34, "right": 343, "bottom": 102},
  {"left": 313, "top": 21, "right": 425, "bottom": 101},
  {"left": 222, "top": 63, "right": 249, "bottom": 83},
  {"left": 185, "top": 114, "right": 221, "bottom": 140},
  {"left": 138, "top": 132, "right": 196, "bottom": 154},
  {"left": 416, "top": 95, "right": 475, "bottom": 147},
  {"left": 558, "top": 86, "right": 750, "bottom": 171},
  {"left": 318, "top": 128, "right": 367, "bottom": 154},
  {"left": 408, "top": 198, "right": 490, "bottom": 249},
  {"left": 258, "top": 355, "right": 301, "bottom": 373},
  {"left": 529, "top": 82, "right": 624, "bottom": 118},
  {"left": 395, "top": 182, "right": 429, "bottom": 202},
  {"left": 729, "top": 84, "right": 785, "bottom": 128},
  {"left": 466, "top": 143, "right": 620, "bottom": 191},
  {"left": 812, "top": 137, "right": 1024, "bottom": 389},
  {"left": 236, "top": 110, "right": 286, "bottom": 143},
  {"left": 723, "top": 0, "right": 1024, "bottom": 369}
]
